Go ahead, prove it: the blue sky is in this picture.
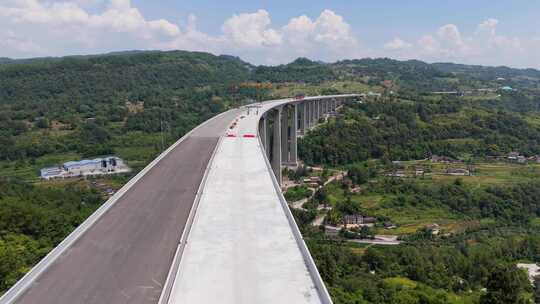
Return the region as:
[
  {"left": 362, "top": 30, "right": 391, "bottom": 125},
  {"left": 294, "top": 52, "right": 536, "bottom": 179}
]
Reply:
[
  {"left": 135, "top": 0, "right": 538, "bottom": 35},
  {"left": 1, "top": 0, "right": 539, "bottom": 68}
]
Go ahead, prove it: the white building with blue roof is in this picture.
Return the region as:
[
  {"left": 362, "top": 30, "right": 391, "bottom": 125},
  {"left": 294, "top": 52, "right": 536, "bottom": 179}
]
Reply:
[
  {"left": 40, "top": 167, "right": 64, "bottom": 180},
  {"left": 40, "top": 156, "right": 129, "bottom": 179}
]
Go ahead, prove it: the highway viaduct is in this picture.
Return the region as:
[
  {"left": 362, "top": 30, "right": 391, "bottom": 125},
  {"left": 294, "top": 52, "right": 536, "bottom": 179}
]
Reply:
[{"left": 0, "top": 94, "right": 359, "bottom": 304}]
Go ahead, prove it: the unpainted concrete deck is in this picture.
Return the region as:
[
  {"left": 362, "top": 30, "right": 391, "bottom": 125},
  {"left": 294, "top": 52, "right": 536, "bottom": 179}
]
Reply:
[{"left": 168, "top": 100, "right": 324, "bottom": 304}]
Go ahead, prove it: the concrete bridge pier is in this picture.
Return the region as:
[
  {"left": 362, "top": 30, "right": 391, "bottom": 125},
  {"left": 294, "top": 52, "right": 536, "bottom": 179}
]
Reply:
[
  {"left": 290, "top": 105, "right": 298, "bottom": 167},
  {"left": 270, "top": 107, "right": 282, "bottom": 184},
  {"left": 304, "top": 102, "right": 309, "bottom": 130},
  {"left": 259, "top": 96, "right": 354, "bottom": 186},
  {"left": 259, "top": 115, "right": 267, "bottom": 151},
  {"left": 279, "top": 104, "right": 299, "bottom": 167},
  {"left": 297, "top": 102, "right": 305, "bottom": 135},
  {"left": 281, "top": 105, "right": 289, "bottom": 164},
  {"left": 316, "top": 100, "right": 321, "bottom": 122},
  {"left": 308, "top": 101, "right": 313, "bottom": 127},
  {"left": 289, "top": 104, "right": 298, "bottom": 166},
  {"left": 303, "top": 102, "right": 308, "bottom": 133},
  {"left": 313, "top": 100, "right": 318, "bottom": 125}
]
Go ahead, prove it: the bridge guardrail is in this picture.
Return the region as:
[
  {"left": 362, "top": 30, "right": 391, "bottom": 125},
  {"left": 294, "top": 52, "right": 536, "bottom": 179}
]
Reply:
[
  {"left": 158, "top": 134, "right": 225, "bottom": 304},
  {"left": 256, "top": 106, "right": 333, "bottom": 304}
]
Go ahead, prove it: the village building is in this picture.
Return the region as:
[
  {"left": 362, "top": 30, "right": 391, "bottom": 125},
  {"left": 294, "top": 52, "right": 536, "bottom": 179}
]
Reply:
[
  {"left": 385, "top": 170, "right": 407, "bottom": 178},
  {"left": 350, "top": 187, "right": 362, "bottom": 193},
  {"left": 500, "top": 86, "right": 515, "bottom": 92},
  {"left": 302, "top": 176, "right": 321, "bottom": 188},
  {"left": 40, "top": 156, "right": 130, "bottom": 180},
  {"left": 40, "top": 167, "right": 64, "bottom": 180},
  {"left": 383, "top": 221, "right": 397, "bottom": 229},
  {"left": 507, "top": 151, "right": 528, "bottom": 163},
  {"left": 445, "top": 168, "right": 470, "bottom": 176},
  {"left": 125, "top": 101, "right": 144, "bottom": 113},
  {"left": 430, "top": 155, "right": 461, "bottom": 163},
  {"left": 343, "top": 214, "right": 376, "bottom": 228},
  {"left": 517, "top": 263, "right": 540, "bottom": 284},
  {"left": 425, "top": 223, "right": 440, "bottom": 235},
  {"left": 50, "top": 119, "right": 71, "bottom": 131},
  {"left": 528, "top": 155, "right": 540, "bottom": 163}
]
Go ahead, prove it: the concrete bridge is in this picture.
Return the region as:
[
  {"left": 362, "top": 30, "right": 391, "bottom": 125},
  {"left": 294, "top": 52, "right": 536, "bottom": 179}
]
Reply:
[{"left": 0, "top": 94, "right": 359, "bottom": 304}]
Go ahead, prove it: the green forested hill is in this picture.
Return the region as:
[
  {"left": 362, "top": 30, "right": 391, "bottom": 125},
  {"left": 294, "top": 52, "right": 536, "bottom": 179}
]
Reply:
[
  {"left": 0, "top": 50, "right": 250, "bottom": 113},
  {"left": 433, "top": 62, "right": 540, "bottom": 81},
  {"left": 0, "top": 51, "right": 250, "bottom": 100},
  {"left": 252, "top": 57, "right": 336, "bottom": 83}
]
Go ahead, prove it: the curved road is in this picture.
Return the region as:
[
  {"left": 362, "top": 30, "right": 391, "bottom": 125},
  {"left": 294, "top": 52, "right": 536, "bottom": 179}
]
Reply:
[{"left": 13, "top": 110, "right": 240, "bottom": 304}]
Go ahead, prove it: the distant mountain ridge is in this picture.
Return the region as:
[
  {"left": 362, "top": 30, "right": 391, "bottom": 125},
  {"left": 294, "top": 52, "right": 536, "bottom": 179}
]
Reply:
[
  {"left": 432, "top": 62, "right": 540, "bottom": 80},
  {"left": 1, "top": 50, "right": 539, "bottom": 109},
  {"left": 2, "top": 50, "right": 538, "bottom": 73}
]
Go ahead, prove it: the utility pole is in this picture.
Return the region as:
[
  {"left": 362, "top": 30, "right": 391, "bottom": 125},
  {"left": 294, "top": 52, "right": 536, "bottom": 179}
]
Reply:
[{"left": 160, "top": 102, "right": 165, "bottom": 153}]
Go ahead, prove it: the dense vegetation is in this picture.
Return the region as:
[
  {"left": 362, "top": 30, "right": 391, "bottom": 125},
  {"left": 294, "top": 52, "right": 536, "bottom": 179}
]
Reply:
[
  {"left": 299, "top": 97, "right": 540, "bottom": 165},
  {"left": 0, "top": 179, "right": 102, "bottom": 291},
  {"left": 307, "top": 230, "right": 535, "bottom": 304}
]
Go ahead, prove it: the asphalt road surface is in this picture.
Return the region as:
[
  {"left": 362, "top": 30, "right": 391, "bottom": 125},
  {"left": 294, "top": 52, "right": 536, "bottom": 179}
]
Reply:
[{"left": 15, "top": 110, "right": 239, "bottom": 304}]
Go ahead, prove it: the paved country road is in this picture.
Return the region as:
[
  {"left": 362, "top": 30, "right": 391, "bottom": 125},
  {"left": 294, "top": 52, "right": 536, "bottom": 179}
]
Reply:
[{"left": 15, "top": 110, "right": 240, "bottom": 304}]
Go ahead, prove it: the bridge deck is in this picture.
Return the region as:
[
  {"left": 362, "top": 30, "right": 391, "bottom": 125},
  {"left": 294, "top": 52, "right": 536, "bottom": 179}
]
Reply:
[
  {"left": 14, "top": 110, "right": 240, "bottom": 304},
  {"left": 167, "top": 101, "right": 324, "bottom": 303}
]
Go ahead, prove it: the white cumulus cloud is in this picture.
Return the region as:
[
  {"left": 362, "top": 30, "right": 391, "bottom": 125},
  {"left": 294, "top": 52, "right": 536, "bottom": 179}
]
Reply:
[
  {"left": 383, "top": 18, "right": 536, "bottom": 67},
  {"left": 222, "top": 10, "right": 282, "bottom": 49},
  {"left": 384, "top": 38, "right": 412, "bottom": 51},
  {"left": 281, "top": 9, "right": 363, "bottom": 61}
]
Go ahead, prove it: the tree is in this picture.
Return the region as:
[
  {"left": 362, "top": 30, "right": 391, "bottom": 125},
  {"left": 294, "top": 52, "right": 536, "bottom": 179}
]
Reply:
[
  {"left": 359, "top": 226, "right": 373, "bottom": 239},
  {"left": 314, "top": 188, "right": 327, "bottom": 205},
  {"left": 80, "top": 122, "right": 110, "bottom": 144},
  {"left": 534, "top": 276, "right": 540, "bottom": 304},
  {"left": 35, "top": 118, "right": 50, "bottom": 129},
  {"left": 347, "top": 165, "right": 368, "bottom": 186},
  {"left": 480, "top": 265, "right": 529, "bottom": 304}
]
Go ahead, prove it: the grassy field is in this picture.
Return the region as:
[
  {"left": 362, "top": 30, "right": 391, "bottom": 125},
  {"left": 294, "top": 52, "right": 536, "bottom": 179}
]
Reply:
[
  {"left": 396, "top": 159, "right": 540, "bottom": 187},
  {"left": 110, "top": 131, "right": 162, "bottom": 171},
  {"left": 271, "top": 81, "right": 379, "bottom": 97},
  {"left": 523, "top": 113, "right": 540, "bottom": 127},
  {"left": 284, "top": 185, "right": 312, "bottom": 202},
  {"left": 321, "top": 159, "right": 537, "bottom": 235},
  {"left": 383, "top": 277, "right": 418, "bottom": 289},
  {"left": 382, "top": 276, "right": 482, "bottom": 304},
  {"left": 323, "top": 180, "right": 467, "bottom": 235},
  {"left": 0, "top": 152, "right": 82, "bottom": 182}
]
